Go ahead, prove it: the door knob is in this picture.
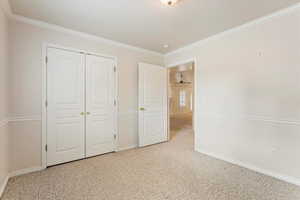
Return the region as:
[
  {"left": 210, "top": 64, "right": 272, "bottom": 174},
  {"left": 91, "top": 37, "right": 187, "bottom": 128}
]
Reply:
[{"left": 140, "top": 108, "right": 145, "bottom": 111}]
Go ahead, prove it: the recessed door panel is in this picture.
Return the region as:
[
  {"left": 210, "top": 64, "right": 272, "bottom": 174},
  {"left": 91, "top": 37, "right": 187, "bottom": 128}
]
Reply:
[
  {"left": 47, "top": 48, "right": 85, "bottom": 166},
  {"left": 139, "top": 63, "right": 168, "bottom": 147},
  {"left": 85, "top": 55, "right": 116, "bottom": 157}
]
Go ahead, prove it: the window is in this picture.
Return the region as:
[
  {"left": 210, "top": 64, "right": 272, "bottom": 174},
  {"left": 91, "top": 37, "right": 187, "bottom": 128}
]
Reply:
[{"left": 179, "top": 90, "right": 186, "bottom": 107}]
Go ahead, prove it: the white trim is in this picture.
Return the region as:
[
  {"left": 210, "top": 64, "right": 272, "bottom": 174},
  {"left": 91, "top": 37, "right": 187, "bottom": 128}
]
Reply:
[
  {"left": 41, "top": 43, "right": 47, "bottom": 169},
  {"left": 0, "top": 175, "right": 9, "bottom": 198},
  {"left": 167, "top": 67, "right": 170, "bottom": 141},
  {"left": 8, "top": 115, "right": 41, "bottom": 122},
  {"left": 42, "top": 43, "right": 119, "bottom": 167},
  {"left": 1, "top": 166, "right": 45, "bottom": 197},
  {"left": 117, "top": 144, "right": 138, "bottom": 152},
  {"left": 166, "top": 58, "right": 196, "bottom": 68},
  {"left": 166, "top": 58, "right": 198, "bottom": 144},
  {"left": 3, "top": 1, "right": 300, "bottom": 57},
  {"left": 0, "top": 118, "right": 9, "bottom": 127},
  {"left": 46, "top": 43, "right": 118, "bottom": 60},
  {"left": 166, "top": 3, "right": 300, "bottom": 56},
  {"left": 9, "top": 14, "right": 163, "bottom": 57},
  {"left": 196, "top": 148, "right": 300, "bottom": 187},
  {"left": 9, "top": 166, "right": 44, "bottom": 178},
  {"left": 3, "top": 112, "right": 137, "bottom": 124},
  {"left": 199, "top": 112, "right": 300, "bottom": 126},
  {"left": 114, "top": 58, "right": 120, "bottom": 153}
]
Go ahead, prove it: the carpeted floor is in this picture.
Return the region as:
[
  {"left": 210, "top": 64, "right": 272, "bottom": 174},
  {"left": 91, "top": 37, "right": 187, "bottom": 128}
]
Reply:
[{"left": 2, "top": 114, "right": 300, "bottom": 200}]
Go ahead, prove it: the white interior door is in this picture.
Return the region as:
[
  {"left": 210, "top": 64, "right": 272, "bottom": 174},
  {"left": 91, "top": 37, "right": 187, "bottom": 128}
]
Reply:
[
  {"left": 47, "top": 48, "right": 85, "bottom": 166},
  {"left": 85, "top": 54, "right": 117, "bottom": 157},
  {"left": 138, "top": 63, "right": 168, "bottom": 147}
]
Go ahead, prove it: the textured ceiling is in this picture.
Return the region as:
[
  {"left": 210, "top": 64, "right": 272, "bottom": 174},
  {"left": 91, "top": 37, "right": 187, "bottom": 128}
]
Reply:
[{"left": 9, "top": 0, "right": 300, "bottom": 53}]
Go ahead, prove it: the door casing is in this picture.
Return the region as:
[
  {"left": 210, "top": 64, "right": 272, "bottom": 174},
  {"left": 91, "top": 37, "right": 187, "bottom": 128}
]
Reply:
[
  {"left": 41, "top": 43, "right": 118, "bottom": 168},
  {"left": 166, "top": 58, "right": 198, "bottom": 146}
]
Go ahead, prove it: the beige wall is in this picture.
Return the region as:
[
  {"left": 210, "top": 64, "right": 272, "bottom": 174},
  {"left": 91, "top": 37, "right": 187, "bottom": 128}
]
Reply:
[
  {"left": 165, "top": 6, "right": 300, "bottom": 182},
  {"left": 5, "top": 2, "right": 300, "bottom": 185},
  {"left": 0, "top": 3, "right": 10, "bottom": 194},
  {"left": 8, "top": 19, "right": 164, "bottom": 171}
]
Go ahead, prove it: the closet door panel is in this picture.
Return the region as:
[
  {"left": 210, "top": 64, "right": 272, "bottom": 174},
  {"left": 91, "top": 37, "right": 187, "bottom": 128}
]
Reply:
[
  {"left": 46, "top": 48, "right": 85, "bottom": 166},
  {"left": 86, "top": 55, "right": 116, "bottom": 157}
]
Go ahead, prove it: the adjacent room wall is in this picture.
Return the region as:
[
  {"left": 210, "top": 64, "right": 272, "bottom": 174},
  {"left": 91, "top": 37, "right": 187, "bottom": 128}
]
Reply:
[
  {"left": 8, "top": 18, "right": 164, "bottom": 172},
  {"left": 165, "top": 5, "right": 300, "bottom": 183},
  {"left": 0, "top": 2, "right": 10, "bottom": 196}
]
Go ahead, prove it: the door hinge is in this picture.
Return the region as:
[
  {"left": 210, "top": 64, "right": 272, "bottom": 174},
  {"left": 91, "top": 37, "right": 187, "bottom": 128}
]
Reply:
[
  {"left": 114, "top": 99, "right": 117, "bottom": 106},
  {"left": 45, "top": 100, "right": 48, "bottom": 107},
  {"left": 45, "top": 144, "right": 48, "bottom": 152},
  {"left": 45, "top": 56, "right": 48, "bottom": 64},
  {"left": 114, "top": 134, "right": 117, "bottom": 140},
  {"left": 113, "top": 66, "right": 116, "bottom": 72}
]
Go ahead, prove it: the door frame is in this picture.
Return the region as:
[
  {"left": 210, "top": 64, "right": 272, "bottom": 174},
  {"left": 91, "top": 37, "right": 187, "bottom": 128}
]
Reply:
[
  {"left": 166, "top": 58, "right": 198, "bottom": 146},
  {"left": 41, "top": 43, "right": 119, "bottom": 168}
]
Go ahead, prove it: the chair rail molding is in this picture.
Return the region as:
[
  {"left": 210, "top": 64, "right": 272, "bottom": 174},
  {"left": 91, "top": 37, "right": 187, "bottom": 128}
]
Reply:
[
  {"left": 199, "top": 112, "right": 300, "bottom": 126},
  {"left": 8, "top": 115, "right": 41, "bottom": 122},
  {"left": 0, "top": 118, "right": 9, "bottom": 127}
]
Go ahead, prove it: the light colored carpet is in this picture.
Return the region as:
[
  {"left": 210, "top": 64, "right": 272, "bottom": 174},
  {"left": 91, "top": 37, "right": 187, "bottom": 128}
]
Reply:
[{"left": 2, "top": 116, "right": 300, "bottom": 200}]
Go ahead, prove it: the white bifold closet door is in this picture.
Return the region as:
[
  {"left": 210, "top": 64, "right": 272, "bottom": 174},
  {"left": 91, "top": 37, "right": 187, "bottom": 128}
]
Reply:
[
  {"left": 46, "top": 47, "right": 116, "bottom": 166},
  {"left": 85, "top": 54, "right": 116, "bottom": 158}
]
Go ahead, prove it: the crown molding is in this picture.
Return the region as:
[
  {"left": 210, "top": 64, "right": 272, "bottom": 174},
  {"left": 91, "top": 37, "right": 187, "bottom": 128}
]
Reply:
[
  {"left": 4, "top": 1, "right": 300, "bottom": 58},
  {"left": 9, "top": 14, "right": 164, "bottom": 57},
  {"left": 165, "top": 3, "right": 300, "bottom": 57}
]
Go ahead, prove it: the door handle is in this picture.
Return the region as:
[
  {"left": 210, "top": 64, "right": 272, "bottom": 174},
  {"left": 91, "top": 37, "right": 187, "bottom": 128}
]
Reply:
[
  {"left": 86, "top": 112, "right": 91, "bottom": 115},
  {"left": 140, "top": 108, "right": 145, "bottom": 111},
  {"left": 80, "top": 112, "right": 85, "bottom": 115}
]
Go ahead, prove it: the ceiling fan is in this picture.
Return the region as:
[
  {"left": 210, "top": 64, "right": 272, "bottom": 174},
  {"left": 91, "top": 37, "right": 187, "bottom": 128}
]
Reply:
[{"left": 160, "top": 0, "right": 178, "bottom": 6}]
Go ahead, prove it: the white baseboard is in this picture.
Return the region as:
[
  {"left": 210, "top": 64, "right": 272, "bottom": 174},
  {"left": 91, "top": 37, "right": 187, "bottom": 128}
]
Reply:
[
  {"left": 9, "top": 166, "right": 45, "bottom": 178},
  {"left": 0, "top": 175, "right": 9, "bottom": 198},
  {"left": 195, "top": 147, "right": 300, "bottom": 186},
  {"left": 118, "top": 144, "right": 138, "bottom": 152},
  {"left": 0, "top": 166, "right": 45, "bottom": 197}
]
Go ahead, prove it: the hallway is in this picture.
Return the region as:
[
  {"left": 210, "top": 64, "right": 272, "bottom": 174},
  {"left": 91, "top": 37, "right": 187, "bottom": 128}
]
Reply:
[{"left": 170, "top": 113, "right": 193, "bottom": 140}]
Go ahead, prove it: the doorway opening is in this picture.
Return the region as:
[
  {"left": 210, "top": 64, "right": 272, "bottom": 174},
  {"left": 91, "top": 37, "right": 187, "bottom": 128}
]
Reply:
[{"left": 168, "top": 61, "right": 194, "bottom": 147}]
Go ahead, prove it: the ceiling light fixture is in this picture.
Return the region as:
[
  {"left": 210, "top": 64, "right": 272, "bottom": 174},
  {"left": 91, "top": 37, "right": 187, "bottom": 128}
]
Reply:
[
  {"left": 160, "top": 0, "right": 178, "bottom": 6},
  {"left": 163, "top": 44, "right": 169, "bottom": 48}
]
